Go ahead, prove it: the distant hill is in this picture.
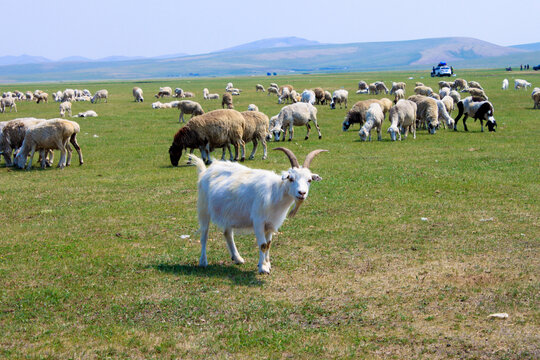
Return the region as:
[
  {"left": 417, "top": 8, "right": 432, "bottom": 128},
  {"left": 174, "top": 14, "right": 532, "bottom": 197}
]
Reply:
[
  {"left": 0, "top": 55, "right": 51, "bottom": 66},
  {"left": 510, "top": 42, "right": 540, "bottom": 52},
  {"left": 219, "top": 37, "right": 321, "bottom": 53},
  {"left": 0, "top": 37, "right": 535, "bottom": 82}
]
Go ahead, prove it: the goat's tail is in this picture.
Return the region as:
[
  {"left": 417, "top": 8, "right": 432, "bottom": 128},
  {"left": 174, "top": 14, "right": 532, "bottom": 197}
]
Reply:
[{"left": 189, "top": 154, "right": 206, "bottom": 175}]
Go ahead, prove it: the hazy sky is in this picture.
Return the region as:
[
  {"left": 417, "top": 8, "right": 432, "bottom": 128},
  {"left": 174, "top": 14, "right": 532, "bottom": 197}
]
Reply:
[{"left": 6, "top": 0, "right": 539, "bottom": 59}]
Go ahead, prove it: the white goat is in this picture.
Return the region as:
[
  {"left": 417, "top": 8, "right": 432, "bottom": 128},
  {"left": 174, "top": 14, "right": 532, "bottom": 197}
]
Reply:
[
  {"left": 514, "top": 79, "right": 532, "bottom": 90},
  {"left": 502, "top": 79, "right": 509, "bottom": 90},
  {"left": 192, "top": 147, "right": 326, "bottom": 274}
]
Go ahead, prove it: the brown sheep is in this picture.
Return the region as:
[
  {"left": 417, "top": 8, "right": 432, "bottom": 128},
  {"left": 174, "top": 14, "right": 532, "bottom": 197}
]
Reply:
[
  {"left": 312, "top": 87, "right": 325, "bottom": 105},
  {"left": 467, "top": 88, "right": 488, "bottom": 101},
  {"left": 176, "top": 100, "right": 205, "bottom": 123},
  {"left": 169, "top": 109, "right": 245, "bottom": 165},
  {"left": 532, "top": 88, "right": 540, "bottom": 109},
  {"left": 1, "top": 118, "right": 45, "bottom": 165},
  {"left": 239, "top": 111, "right": 269, "bottom": 160},
  {"left": 35, "top": 92, "right": 49, "bottom": 104},
  {"left": 279, "top": 85, "right": 293, "bottom": 95},
  {"left": 222, "top": 93, "right": 234, "bottom": 109},
  {"left": 342, "top": 98, "right": 393, "bottom": 131}
]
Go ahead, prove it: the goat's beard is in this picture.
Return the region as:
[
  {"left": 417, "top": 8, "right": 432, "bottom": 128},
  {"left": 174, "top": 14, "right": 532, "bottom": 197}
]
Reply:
[{"left": 288, "top": 199, "right": 303, "bottom": 217}]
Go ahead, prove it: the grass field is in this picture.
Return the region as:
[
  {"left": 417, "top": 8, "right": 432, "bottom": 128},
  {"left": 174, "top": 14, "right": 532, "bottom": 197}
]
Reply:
[{"left": 0, "top": 69, "right": 539, "bottom": 359}]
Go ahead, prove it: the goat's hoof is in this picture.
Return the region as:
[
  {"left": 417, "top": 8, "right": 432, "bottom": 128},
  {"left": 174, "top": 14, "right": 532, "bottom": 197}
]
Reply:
[
  {"left": 258, "top": 265, "right": 271, "bottom": 274},
  {"left": 240, "top": 157, "right": 245, "bottom": 162},
  {"left": 199, "top": 259, "right": 208, "bottom": 267},
  {"left": 248, "top": 156, "right": 254, "bottom": 160},
  {"left": 318, "top": 136, "right": 322, "bottom": 139}
]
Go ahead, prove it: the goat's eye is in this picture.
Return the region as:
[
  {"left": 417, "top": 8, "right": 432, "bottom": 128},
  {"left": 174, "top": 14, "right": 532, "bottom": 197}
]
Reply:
[
  {"left": 308, "top": 179, "right": 312, "bottom": 183},
  {"left": 289, "top": 177, "right": 294, "bottom": 182}
]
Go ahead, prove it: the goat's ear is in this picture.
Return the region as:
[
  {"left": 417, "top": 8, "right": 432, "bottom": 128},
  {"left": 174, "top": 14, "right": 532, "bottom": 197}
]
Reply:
[
  {"left": 311, "top": 174, "right": 322, "bottom": 182},
  {"left": 281, "top": 172, "right": 290, "bottom": 181}
]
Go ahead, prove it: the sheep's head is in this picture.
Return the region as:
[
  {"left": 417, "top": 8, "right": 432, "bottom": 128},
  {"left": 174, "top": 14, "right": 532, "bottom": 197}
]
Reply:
[
  {"left": 387, "top": 125, "right": 400, "bottom": 141},
  {"left": 342, "top": 116, "right": 351, "bottom": 131},
  {"left": 428, "top": 119, "right": 439, "bottom": 134},
  {"left": 268, "top": 115, "right": 283, "bottom": 141},
  {"left": 480, "top": 103, "right": 497, "bottom": 131},
  {"left": 359, "top": 127, "right": 369, "bottom": 141},
  {"left": 274, "top": 147, "right": 327, "bottom": 217},
  {"left": 169, "top": 143, "right": 183, "bottom": 167},
  {"left": 330, "top": 99, "right": 336, "bottom": 109},
  {"left": 14, "top": 151, "right": 26, "bottom": 169}
]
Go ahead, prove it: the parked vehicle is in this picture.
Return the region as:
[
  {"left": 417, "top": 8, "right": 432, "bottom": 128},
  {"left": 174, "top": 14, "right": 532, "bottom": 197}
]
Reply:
[{"left": 431, "top": 62, "right": 453, "bottom": 77}]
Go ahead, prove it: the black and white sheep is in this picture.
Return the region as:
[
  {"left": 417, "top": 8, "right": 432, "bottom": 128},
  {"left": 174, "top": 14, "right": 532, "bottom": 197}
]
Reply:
[{"left": 454, "top": 97, "right": 496, "bottom": 132}]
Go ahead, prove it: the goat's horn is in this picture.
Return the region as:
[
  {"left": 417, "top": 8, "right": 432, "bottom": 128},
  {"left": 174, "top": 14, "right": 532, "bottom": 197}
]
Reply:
[
  {"left": 303, "top": 149, "right": 328, "bottom": 168},
  {"left": 273, "top": 147, "right": 299, "bottom": 168}
]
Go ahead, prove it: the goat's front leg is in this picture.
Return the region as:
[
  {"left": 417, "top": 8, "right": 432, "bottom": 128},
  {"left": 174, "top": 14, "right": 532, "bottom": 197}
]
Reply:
[
  {"left": 264, "top": 231, "right": 273, "bottom": 271},
  {"left": 254, "top": 224, "right": 270, "bottom": 274},
  {"left": 224, "top": 228, "right": 244, "bottom": 265},
  {"left": 304, "top": 123, "right": 310, "bottom": 140}
]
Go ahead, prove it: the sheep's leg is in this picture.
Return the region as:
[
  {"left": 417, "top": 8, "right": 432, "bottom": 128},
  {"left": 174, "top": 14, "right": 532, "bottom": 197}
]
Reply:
[
  {"left": 57, "top": 144, "right": 67, "bottom": 169},
  {"left": 224, "top": 228, "right": 244, "bottom": 265},
  {"left": 65, "top": 143, "right": 73, "bottom": 166},
  {"left": 479, "top": 119, "right": 484, "bottom": 132},
  {"left": 281, "top": 127, "right": 287, "bottom": 141},
  {"left": 260, "top": 137, "right": 267, "bottom": 160},
  {"left": 39, "top": 150, "right": 47, "bottom": 169},
  {"left": 377, "top": 126, "right": 382, "bottom": 141},
  {"left": 26, "top": 146, "right": 36, "bottom": 170},
  {"left": 248, "top": 139, "right": 258, "bottom": 160},
  {"left": 70, "top": 134, "right": 83, "bottom": 165},
  {"left": 179, "top": 110, "right": 184, "bottom": 123},
  {"left": 462, "top": 114, "right": 469, "bottom": 132},
  {"left": 303, "top": 123, "right": 309, "bottom": 140},
  {"left": 254, "top": 225, "right": 270, "bottom": 274},
  {"left": 312, "top": 119, "right": 322, "bottom": 139}
]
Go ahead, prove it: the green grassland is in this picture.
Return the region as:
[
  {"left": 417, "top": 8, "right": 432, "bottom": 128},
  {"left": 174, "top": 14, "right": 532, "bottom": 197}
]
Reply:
[{"left": 0, "top": 69, "right": 538, "bottom": 359}]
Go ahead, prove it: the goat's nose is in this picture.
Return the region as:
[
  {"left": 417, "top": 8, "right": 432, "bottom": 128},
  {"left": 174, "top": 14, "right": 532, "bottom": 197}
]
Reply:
[{"left": 298, "top": 191, "right": 306, "bottom": 196}]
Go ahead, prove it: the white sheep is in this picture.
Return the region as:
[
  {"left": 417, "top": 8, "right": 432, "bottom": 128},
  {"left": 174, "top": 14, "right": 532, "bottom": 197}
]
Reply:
[
  {"left": 62, "top": 89, "right": 75, "bottom": 102},
  {"left": 359, "top": 103, "right": 384, "bottom": 141},
  {"left": 267, "top": 87, "right": 279, "bottom": 96},
  {"left": 468, "top": 81, "right": 483, "bottom": 90},
  {"left": 375, "top": 81, "right": 389, "bottom": 94},
  {"left": 532, "top": 88, "right": 540, "bottom": 109},
  {"left": 358, "top": 81, "right": 368, "bottom": 91},
  {"left": 0, "top": 97, "right": 17, "bottom": 113},
  {"left": 203, "top": 88, "right": 219, "bottom": 100},
  {"left": 174, "top": 88, "right": 184, "bottom": 98},
  {"left": 269, "top": 102, "right": 321, "bottom": 141},
  {"left": 393, "top": 88, "right": 405, "bottom": 103},
  {"left": 152, "top": 101, "right": 172, "bottom": 109},
  {"left": 14, "top": 118, "right": 83, "bottom": 170},
  {"left": 452, "top": 79, "right": 468, "bottom": 92},
  {"left": 449, "top": 90, "right": 461, "bottom": 104},
  {"left": 53, "top": 91, "right": 63, "bottom": 102},
  {"left": 226, "top": 82, "right": 233, "bottom": 91},
  {"left": 191, "top": 147, "right": 326, "bottom": 274},
  {"left": 390, "top": 82, "right": 406, "bottom": 95},
  {"left": 247, "top": 104, "right": 259, "bottom": 112},
  {"left": 278, "top": 88, "right": 291, "bottom": 104},
  {"left": 300, "top": 89, "right": 316, "bottom": 105},
  {"left": 77, "top": 110, "right": 98, "bottom": 117},
  {"left": 330, "top": 89, "right": 348, "bottom": 109},
  {"left": 436, "top": 99, "right": 455, "bottom": 129},
  {"left": 59, "top": 101, "right": 72, "bottom": 117},
  {"left": 502, "top": 79, "right": 509, "bottom": 90},
  {"left": 91, "top": 89, "right": 108, "bottom": 103},
  {"left": 441, "top": 95, "right": 454, "bottom": 114},
  {"left": 439, "top": 87, "right": 451, "bottom": 99},
  {"left": 387, "top": 99, "right": 417, "bottom": 141},
  {"left": 133, "top": 87, "right": 144, "bottom": 102},
  {"left": 414, "top": 86, "right": 434, "bottom": 96},
  {"left": 155, "top": 86, "right": 172, "bottom": 98},
  {"left": 407, "top": 95, "right": 440, "bottom": 134},
  {"left": 514, "top": 79, "right": 532, "bottom": 90},
  {"left": 255, "top": 84, "right": 265, "bottom": 92}
]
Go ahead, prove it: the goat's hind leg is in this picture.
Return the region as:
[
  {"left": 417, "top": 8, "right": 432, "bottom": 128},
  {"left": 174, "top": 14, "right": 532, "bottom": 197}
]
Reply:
[
  {"left": 224, "top": 228, "right": 244, "bottom": 265},
  {"left": 255, "top": 224, "right": 270, "bottom": 274}
]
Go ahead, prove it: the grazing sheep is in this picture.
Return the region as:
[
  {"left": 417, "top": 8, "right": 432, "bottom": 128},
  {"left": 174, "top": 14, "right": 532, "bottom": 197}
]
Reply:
[
  {"left": 59, "top": 101, "right": 72, "bottom": 117},
  {"left": 278, "top": 88, "right": 291, "bottom": 104},
  {"left": 191, "top": 147, "right": 326, "bottom": 274},
  {"left": 169, "top": 109, "right": 245, "bottom": 165},
  {"left": 358, "top": 81, "right": 368, "bottom": 91},
  {"left": 438, "top": 81, "right": 453, "bottom": 90},
  {"left": 342, "top": 98, "right": 393, "bottom": 131},
  {"left": 74, "top": 96, "right": 91, "bottom": 102},
  {"left": 240, "top": 111, "right": 269, "bottom": 160},
  {"left": 532, "top": 88, "right": 540, "bottom": 109},
  {"left": 247, "top": 104, "right": 259, "bottom": 112},
  {"left": 25, "top": 91, "right": 33, "bottom": 101},
  {"left": 323, "top": 91, "right": 332, "bottom": 105},
  {"left": 91, "top": 89, "right": 108, "bottom": 103},
  {"left": 441, "top": 95, "right": 454, "bottom": 113},
  {"left": 279, "top": 85, "right": 293, "bottom": 95},
  {"left": 454, "top": 97, "right": 496, "bottom": 132},
  {"left": 82, "top": 89, "right": 92, "bottom": 97},
  {"left": 330, "top": 89, "right": 348, "bottom": 109},
  {"left": 414, "top": 85, "right": 434, "bottom": 96},
  {"left": 1, "top": 118, "right": 45, "bottom": 165},
  {"left": 152, "top": 101, "right": 172, "bottom": 109},
  {"left": 133, "top": 87, "right": 144, "bottom": 102},
  {"left": 359, "top": 103, "right": 384, "bottom": 141},
  {"left": 300, "top": 89, "right": 316, "bottom": 105},
  {"left": 452, "top": 78, "right": 468, "bottom": 92},
  {"left": 53, "top": 91, "right": 63, "bottom": 102},
  {"left": 222, "top": 93, "right": 234, "bottom": 109},
  {"left": 368, "top": 83, "right": 378, "bottom": 94},
  {"left": 155, "top": 86, "right": 172, "bottom": 98},
  {"left": 183, "top": 91, "right": 194, "bottom": 98},
  {"left": 269, "top": 102, "right": 321, "bottom": 141},
  {"left": 203, "top": 88, "right": 219, "bottom": 100},
  {"left": 449, "top": 90, "right": 461, "bottom": 104},
  {"left": 174, "top": 88, "right": 184, "bottom": 98},
  {"left": 514, "top": 79, "right": 532, "bottom": 90},
  {"left": 14, "top": 118, "right": 83, "bottom": 170},
  {"left": 267, "top": 87, "right": 279, "bottom": 96},
  {"left": 436, "top": 99, "right": 455, "bottom": 129},
  {"left": 468, "top": 81, "right": 483, "bottom": 90},
  {"left": 35, "top": 92, "right": 48, "bottom": 104},
  {"left": 407, "top": 95, "right": 440, "bottom": 134},
  {"left": 255, "top": 84, "right": 265, "bottom": 92},
  {"left": 390, "top": 82, "right": 406, "bottom": 94},
  {"left": 502, "top": 79, "right": 509, "bottom": 90},
  {"left": 415, "top": 82, "right": 425, "bottom": 87},
  {"left": 313, "top": 87, "right": 325, "bottom": 105},
  {"left": 62, "top": 89, "right": 75, "bottom": 102},
  {"left": 375, "top": 81, "right": 389, "bottom": 94},
  {"left": 289, "top": 90, "right": 300, "bottom": 103},
  {"left": 0, "top": 97, "right": 17, "bottom": 113},
  {"left": 393, "top": 88, "right": 405, "bottom": 104},
  {"left": 176, "top": 100, "right": 205, "bottom": 123},
  {"left": 269, "top": 83, "right": 278, "bottom": 89},
  {"left": 387, "top": 99, "right": 417, "bottom": 141},
  {"left": 467, "top": 88, "right": 488, "bottom": 101},
  {"left": 77, "top": 110, "right": 98, "bottom": 117},
  {"left": 439, "top": 87, "right": 451, "bottom": 99}
]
